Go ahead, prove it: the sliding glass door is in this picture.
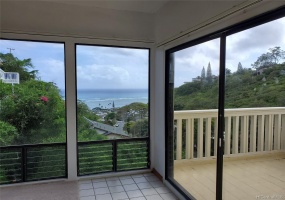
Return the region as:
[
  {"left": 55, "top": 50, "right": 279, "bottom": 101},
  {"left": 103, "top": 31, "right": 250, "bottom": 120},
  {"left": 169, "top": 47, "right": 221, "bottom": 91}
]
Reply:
[
  {"left": 166, "top": 39, "right": 220, "bottom": 200},
  {"left": 223, "top": 16, "right": 285, "bottom": 199},
  {"left": 165, "top": 7, "right": 285, "bottom": 200}
]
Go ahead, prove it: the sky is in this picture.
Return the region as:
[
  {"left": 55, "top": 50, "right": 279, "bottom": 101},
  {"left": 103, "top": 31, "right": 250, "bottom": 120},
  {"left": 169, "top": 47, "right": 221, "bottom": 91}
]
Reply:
[
  {"left": 0, "top": 40, "right": 149, "bottom": 90},
  {"left": 174, "top": 16, "right": 285, "bottom": 87},
  {"left": 0, "top": 16, "right": 284, "bottom": 89},
  {"left": 0, "top": 40, "right": 65, "bottom": 89},
  {"left": 76, "top": 45, "right": 149, "bottom": 90}
]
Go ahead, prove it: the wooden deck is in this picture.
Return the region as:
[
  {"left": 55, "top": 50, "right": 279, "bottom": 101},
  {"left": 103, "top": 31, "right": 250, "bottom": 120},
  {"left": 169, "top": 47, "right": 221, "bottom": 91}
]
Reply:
[{"left": 174, "top": 151, "right": 285, "bottom": 200}]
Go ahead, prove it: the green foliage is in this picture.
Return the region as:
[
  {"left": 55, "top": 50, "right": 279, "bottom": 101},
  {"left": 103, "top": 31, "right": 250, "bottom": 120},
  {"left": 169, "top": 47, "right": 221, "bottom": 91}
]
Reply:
[
  {"left": 237, "top": 62, "right": 243, "bottom": 72},
  {"left": 77, "top": 100, "right": 107, "bottom": 142},
  {"left": 0, "top": 121, "right": 18, "bottom": 146},
  {"left": 252, "top": 46, "right": 285, "bottom": 69},
  {"left": 124, "top": 121, "right": 135, "bottom": 133},
  {"left": 174, "top": 63, "right": 285, "bottom": 110},
  {"left": 0, "top": 80, "right": 66, "bottom": 144},
  {"left": 201, "top": 66, "right": 205, "bottom": 78},
  {"left": 117, "top": 102, "right": 148, "bottom": 121},
  {"left": 0, "top": 53, "right": 38, "bottom": 82},
  {"left": 105, "top": 112, "right": 116, "bottom": 125},
  {"left": 206, "top": 62, "right": 212, "bottom": 83},
  {"left": 175, "top": 81, "right": 202, "bottom": 96},
  {"left": 124, "top": 119, "right": 148, "bottom": 137},
  {"left": 174, "top": 78, "right": 219, "bottom": 110}
]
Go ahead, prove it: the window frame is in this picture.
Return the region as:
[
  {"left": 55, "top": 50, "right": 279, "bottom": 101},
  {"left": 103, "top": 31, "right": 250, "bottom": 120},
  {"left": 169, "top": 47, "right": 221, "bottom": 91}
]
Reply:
[
  {"left": 74, "top": 43, "right": 151, "bottom": 175},
  {"left": 0, "top": 38, "right": 68, "bottom": 181}
]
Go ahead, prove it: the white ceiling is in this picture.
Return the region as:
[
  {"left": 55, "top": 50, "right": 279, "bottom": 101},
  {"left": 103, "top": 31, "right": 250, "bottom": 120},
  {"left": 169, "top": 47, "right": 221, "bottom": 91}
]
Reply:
[
  {"left": 0, "top": 0, "right": 170, "bottom": 14},
  {"left": 60, "top": 0, "right": 170, "bottom": 13}
]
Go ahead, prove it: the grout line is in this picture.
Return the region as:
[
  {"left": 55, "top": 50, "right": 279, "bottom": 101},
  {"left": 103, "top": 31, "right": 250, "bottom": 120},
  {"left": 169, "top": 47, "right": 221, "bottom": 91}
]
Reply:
[{"left": 79, "top": 173, "right": 178, "bottom": 200}]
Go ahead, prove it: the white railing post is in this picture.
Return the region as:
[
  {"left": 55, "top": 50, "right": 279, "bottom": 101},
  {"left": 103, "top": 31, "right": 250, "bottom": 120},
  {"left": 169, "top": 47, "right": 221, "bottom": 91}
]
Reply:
[
  {"left": 205, "top": 117, "right": 212, "bottom": 157},
  {"left": 224, "top": 116, "right": 231, "bottom": 155},
  {"left": 240, "top": 116, "right": 248, "bottom": 153},
  {"left": 258, "top": 115, "right": 264, "bottom": 152},
  {"left": 250, "top": 115, "right": 257, "bottom": 152},
  {"left": 176, "top": 119, "right": 182, "bottom": 160},
  {"left": 273, "top": 114, "right": 281, "bottom": 150},
  {"left": 282, "top": 115, "right": 285, "bottom": 150},
  {"left": 214, "top": 117, "right": 218, "bottom": 156},
  {"left": 197, "top": 118, "right": 203, "bottom": 158},
  {"left": 265, "top": 115, "right": 273, "bottom": 151},
  {"left": 232, "top": 116, "right": 239, "bottom": 154},
  {"left": 186, "top": 118, "right": 194, "bottom": 159}
]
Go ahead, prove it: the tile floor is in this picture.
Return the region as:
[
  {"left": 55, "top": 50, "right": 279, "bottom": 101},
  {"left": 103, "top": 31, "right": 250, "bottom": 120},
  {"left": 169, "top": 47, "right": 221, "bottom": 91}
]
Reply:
[{"left": 78, "top": 173, "right": 178, "bottom": 200}]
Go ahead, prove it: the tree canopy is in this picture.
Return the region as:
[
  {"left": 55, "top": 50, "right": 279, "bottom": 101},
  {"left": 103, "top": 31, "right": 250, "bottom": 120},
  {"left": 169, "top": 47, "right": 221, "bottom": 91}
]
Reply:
[
  {"left": 0, "top": 53, "right": 38, "bottom": 81},
  {"left": 252, "top": 47, "right": 285, "bottom": 69}
]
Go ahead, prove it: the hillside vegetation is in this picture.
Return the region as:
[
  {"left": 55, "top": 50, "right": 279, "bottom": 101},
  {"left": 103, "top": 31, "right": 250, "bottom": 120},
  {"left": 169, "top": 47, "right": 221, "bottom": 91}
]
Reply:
[{"left": 174, "top": 47, "right": 285, "bottom": 110}]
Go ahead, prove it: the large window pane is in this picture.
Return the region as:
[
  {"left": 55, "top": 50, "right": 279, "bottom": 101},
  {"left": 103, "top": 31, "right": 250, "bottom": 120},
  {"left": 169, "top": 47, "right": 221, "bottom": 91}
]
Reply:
[
  {"left": 76, "top": 45, "right": 149, "bottom": 174},
  {"left": 224, "top": 17, "right": 285, "bottom": 199},
  {"left": 0, "top": 40, "right": 66, "bottom": 183}
]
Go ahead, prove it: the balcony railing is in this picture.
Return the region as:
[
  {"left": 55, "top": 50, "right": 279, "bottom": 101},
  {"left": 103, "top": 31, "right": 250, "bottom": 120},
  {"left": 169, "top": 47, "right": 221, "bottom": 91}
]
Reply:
[
  {"left": 77, "top": 138, "right": 149, "bottom": 176},
  {"left": 0, "top": 143, "right": 67, "bottom": 185},
  {"left": 174, "top": 107, "right": 285, "bottom": 160}
]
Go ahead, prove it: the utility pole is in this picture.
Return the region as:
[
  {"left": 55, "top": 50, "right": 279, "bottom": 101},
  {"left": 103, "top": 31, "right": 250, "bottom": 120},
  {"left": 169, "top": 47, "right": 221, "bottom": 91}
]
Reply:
[{"left": 7, "top": 48, "right": 15, "bottom": 53}]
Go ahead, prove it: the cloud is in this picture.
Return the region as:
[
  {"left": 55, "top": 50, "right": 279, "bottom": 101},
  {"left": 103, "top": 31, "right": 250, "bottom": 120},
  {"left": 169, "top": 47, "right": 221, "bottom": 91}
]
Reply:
[
  {"left": 77, "top": 63, "right": 148, "bottom": 89},
  {"left": 226, "top": 17, "right": 285, "bottom": 70},
  {"left": 76, "top": 45, "right": 149, "bottom": 89},
  {"left": 228, "top": 18, "right": 285, "bottom": 53},
  {"left": 35, "top": 59, "right": 65, "bottom": 89},
  {"left": 174, "top": 38, "right": 220, "bottom": 87},
  {"left": 174, "top": 17, "right": 285, "bottom": 87}
]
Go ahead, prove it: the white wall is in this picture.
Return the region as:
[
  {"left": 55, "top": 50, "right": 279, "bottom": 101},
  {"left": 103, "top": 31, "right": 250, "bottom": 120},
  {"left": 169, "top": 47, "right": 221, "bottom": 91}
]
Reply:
[{"left": 152, "top": 48, "right": 165, "bottom": 176}]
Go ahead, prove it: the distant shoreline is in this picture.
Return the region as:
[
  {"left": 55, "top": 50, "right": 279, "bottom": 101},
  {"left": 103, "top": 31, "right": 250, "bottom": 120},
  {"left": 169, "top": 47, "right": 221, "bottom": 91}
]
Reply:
[{"left": 61, "top": 88, "right": 149, "bottom": 109}]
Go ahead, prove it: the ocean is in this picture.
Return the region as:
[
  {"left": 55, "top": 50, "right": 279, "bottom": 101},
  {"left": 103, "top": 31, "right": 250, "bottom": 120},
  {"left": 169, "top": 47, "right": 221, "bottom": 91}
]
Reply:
[{"left": 75, "top": 89, "right": 148, "bottom": 109}]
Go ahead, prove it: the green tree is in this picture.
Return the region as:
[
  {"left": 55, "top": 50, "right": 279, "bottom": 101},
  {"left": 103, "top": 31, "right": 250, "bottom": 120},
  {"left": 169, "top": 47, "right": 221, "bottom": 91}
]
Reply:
[
  {"left": 117, "top": 102, "right": 148, "bottom": 121},
  {"left": 201, "top": 66, "right": 205, "bottom": 79},
  {"left": 237, "top": 62, "right": 243, "bottom": 73},
  {"left": 0, "top": 80, "right": 66, "bottom": 144},
  {"left": 0, "top": 121, "right": 19, "bottom": 146},
  {"left": 77, "top": 100, "right": 107, "bottom": 142},
  {"left": 0, "top": 53, "right": 38, "bottom": 82},
  {"left": 252, "top": 47, "right": 285, "bottom": 69},
  {"left": 206, "top": 62, "right": 212, "bottom": 83},
  {"left": 225, "top": 68, "right": 231, "bottom": 75},
  {"left": 105, "top": 112, "right": 116, "bottom": 125}
]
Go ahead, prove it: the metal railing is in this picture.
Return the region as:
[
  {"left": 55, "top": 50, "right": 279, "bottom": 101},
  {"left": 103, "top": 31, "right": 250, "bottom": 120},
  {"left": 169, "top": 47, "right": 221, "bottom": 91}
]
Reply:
[
  {"left": 77, "top": 138, "right": 149, "bottom": 176},
  {"left": 0, "top": 143, "right": 67, "bottom": 185},
  {"left": 174, "top": 107, "right": 285, "bottom": 160}
]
